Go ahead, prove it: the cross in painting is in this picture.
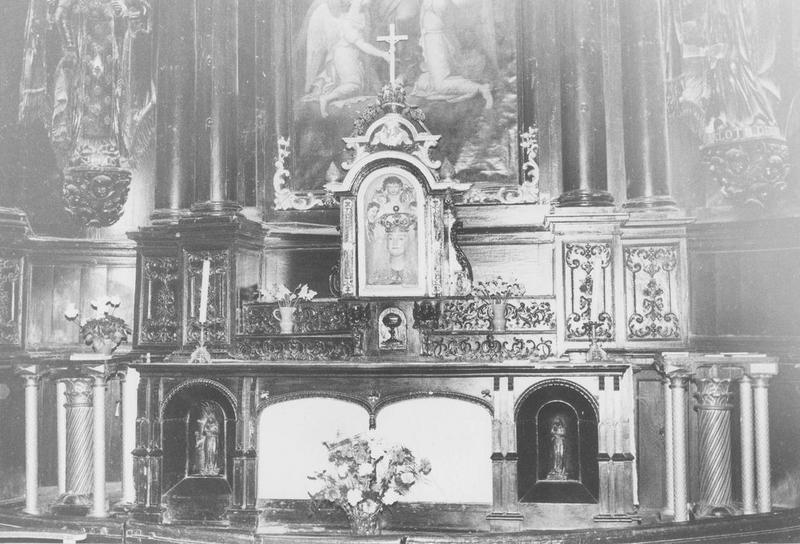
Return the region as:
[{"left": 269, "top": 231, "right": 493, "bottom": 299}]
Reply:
[{"left": 377, "top": 23, "right": 408, "bottom": 86}]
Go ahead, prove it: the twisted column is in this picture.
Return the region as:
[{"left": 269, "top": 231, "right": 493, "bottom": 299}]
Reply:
[
  {"left": 23, "top": 374, "right": 39, "bottom": 515},
  {"left": 669, "top": 373, "right": 689, "bottom": 522},
  {"left": 53, "top": 378, "right": 94, "bottom": 515},
  {"left": 90, "top": 375, "right": 107, "bottom": 517},
  {"left": 662, "top": 379, "right": 674, "bottom": 517},
  {"left": 753, "top": 375, "right": 772, "bottom": 513},
  {"left": 739, "top": 375, "right": 756, "bottom": 515},
  {"left": 693, "top": 367, "right": 735, "bottom": 517}
]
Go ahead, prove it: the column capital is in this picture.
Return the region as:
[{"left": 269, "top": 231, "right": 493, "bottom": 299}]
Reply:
[
  {"left": 15, "top": 364, "right": 41, "bottom": 384},
  {"left": 64, "top": 378, "right": 94, "bottom": 407}
]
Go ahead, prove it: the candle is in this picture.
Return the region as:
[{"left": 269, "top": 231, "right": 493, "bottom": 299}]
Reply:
[
  {"left": 590, "top": 293, "right": 600, "bottom": 323},
  {"left": 199, "top": 259, "right": 210, "bottom": 323}
]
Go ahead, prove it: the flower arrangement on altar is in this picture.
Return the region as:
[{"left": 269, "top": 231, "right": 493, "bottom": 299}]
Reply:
[
  {"left": 259, "top": 283, "right": 318, "bottom": 307},
  {"left": 308, "top": 432, "right": 432, "bottom": 535},
  {"left": 470, "top": 276, "right": 526, "bottom": 304},
  {"left": 64, "top": 297, "right": 131, "bottom": 355},
  {"left": 470, "top": 276, "right": 526, "bottom": 331}
]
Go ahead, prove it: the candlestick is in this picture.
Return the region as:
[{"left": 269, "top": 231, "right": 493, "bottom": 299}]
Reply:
[{"left": 199, "top": 259, "right": 210, "bottom": 323}]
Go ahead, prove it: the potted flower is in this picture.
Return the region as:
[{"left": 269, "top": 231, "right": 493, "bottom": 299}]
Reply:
[
  {"left": 308, "top": 432, "right": 432, "bottom": 536},
  {"left": 259, "top": 283, "right": 317, "bottom": 334},
  {"left": 64, "top": 297, "right": 132, "bottom": 355},
  {"left": 471, "top": 276, "right": 526, "bottom": 331}
]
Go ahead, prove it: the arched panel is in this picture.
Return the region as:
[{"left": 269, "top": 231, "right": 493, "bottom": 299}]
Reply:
[
  {"left": 257, "top": 397, "right": 370, "bottom": 499},
  {"left": 376, "top": 397, "right": 492, "bottom": 503}
]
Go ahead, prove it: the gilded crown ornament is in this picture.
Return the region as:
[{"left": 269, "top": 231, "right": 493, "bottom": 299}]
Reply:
[{"left": 378, "top": 210, "right": 416, "bottom": 232}]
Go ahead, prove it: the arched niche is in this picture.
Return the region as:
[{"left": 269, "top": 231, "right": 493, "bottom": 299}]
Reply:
[
  {"left": 161, "top": 380, "right": 237, "bottom": 523},
  {"left": 257, "top": 397, "right": 369, "bottom": 500},
  {"left": 376, "top": 397, "right": 492, "bottom": 503},
  {"left": 516, "top": 381, "right": 598, "bottom": 503}
]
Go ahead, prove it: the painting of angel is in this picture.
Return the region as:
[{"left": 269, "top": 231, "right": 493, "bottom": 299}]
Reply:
[{"left": 289, "top": 0, "right": 518, "bottom": 190}]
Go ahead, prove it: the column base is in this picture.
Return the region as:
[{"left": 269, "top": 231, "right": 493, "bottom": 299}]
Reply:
[
  {"left": 593, "top": 513, "right": 642, "bottom": 526},
  {"left": 189, "top": 200, "right": 242, "bottom": 217},
  {"left": 486, "top": 512, "right": 524, "bottom": 532},
  {"left": 51, "top": 493, "right": 92, "bottom": 517},
  {"left": 694, "top": 503, "right": 737, "bottom": 519},
  {"left": 622, "top": 195, "right": 679, "bottom": 211},
  {"left": 554, "top": 189, "right": 615, "bottom": 207},
  {"left": 150, "top": 208, "right": 190, "bottom": 224},
  {"left": 112, "top": 500, "right": 136, "bottom": 513}
]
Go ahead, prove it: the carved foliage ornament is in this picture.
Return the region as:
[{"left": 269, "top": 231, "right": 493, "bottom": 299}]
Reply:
[
  {"left": 421, "top": 333, "right": 553, "bottom": 361},
  {"left": 0, "top": 258, "right": 21, "bottom": 345},
  {"left": 564, "top": 243, "right": 613, "bottom": 340},
  {"left": 415, "top": 298, "right": 556, "bottom": 332},
  {"left": 702, "top": 135, "right": 790, "bottom": 208},
  {"left": 140, "top": 256, "right": 180, "bottom": 345},
  {"left": 624, "top": 246, "right": 680, "bottom": 340},
  {"left": 63, "top": 141, "right": 132, "bottom": 227},
  {"left": 187, "top": 251, "right": 228, "bottom": 347}
]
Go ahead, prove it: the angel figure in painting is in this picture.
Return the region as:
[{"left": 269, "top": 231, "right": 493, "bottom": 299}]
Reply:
[
  {"left": 412, "top": 0, "right": 496, "bottom": 108},
  {"left": 304, "top": 0, "right": 391, "bottom": 117},
  {"left": 546, "top": 416, "right": 567, "bottom": 480}
]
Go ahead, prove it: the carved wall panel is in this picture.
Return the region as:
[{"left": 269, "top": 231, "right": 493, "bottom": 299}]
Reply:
[
  {"left": 186, "top": 251, "right": 230, "bottom": 347},
  {"left": 0, "top": 256, "right": 22, "bottom": 347},
  {"left": 139, "top": 256, "right": 180, "bottom": 345},
  {"left": 563, "top": 242, "right": 614, "bottom": 340},
  {"left": 429, "top": 298, "right": 556, "bottom": 332},
  {"left": 623, "top": 245, "right": 681, "bottom": 341}
]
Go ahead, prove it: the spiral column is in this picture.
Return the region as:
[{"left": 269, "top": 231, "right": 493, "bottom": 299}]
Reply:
[
  {"left": 693, "top": 366, "right": 735, "bottom": 517},
  {"left": 52, "top": 378, "right": 94, "bottom": 516}
]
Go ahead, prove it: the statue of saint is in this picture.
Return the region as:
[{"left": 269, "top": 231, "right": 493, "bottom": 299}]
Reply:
[
  {"left": 546, "top": 416, "right": 567, "bottom": 480},
  {"left": 194, "top": 406, "right": 221, "bottom": 476}
]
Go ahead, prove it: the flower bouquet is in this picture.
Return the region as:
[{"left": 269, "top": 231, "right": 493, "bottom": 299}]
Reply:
[
  {"left": 64, "top": 297, "right": 132, "bottom": 354},
  {"left": 308, "top": 433, "right": 432, "bottom": 536},
  {"left": 259, "top": 283, "right": 318, "bottom": 334},
  {"left": 470, "top": 276, "right": 526, "bottom": 331}
]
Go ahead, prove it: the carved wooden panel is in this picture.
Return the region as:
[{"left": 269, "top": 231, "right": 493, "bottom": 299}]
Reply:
[
  {"left": 0, "top": 256, "right": 22, "bottom": 347},
  {"left": 623, "top": 245, "right": 681, "bottom": 341},
  {"left": 186, "top": 251, "right": 229, "bottom": 346},
  {"left": 563, "top": 242, "right": 613, "bottom": 340},
  {"left": 140, "top": 256, "right": 181, "bottom": 345}
]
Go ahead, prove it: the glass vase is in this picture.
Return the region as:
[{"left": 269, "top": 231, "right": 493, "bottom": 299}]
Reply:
[{"left": 348, "top": 512, "right": 381, "bottom": 536}]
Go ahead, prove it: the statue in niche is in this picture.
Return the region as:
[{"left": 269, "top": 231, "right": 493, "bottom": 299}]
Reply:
[
  {"left": 546, "top": 416, "right": 567, "bottom": 481},
  {"left": 364, "top": 174, "right": 419, "bottom": 286},
  {"left": 193, "top": 403, "right": 221, "bottom": 476}
]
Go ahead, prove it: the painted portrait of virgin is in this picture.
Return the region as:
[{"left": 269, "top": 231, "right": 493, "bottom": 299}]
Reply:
[
  {"left": 288, "top": 0, "right": 518, "bottom": 190},
  {"left": 357, "top": 169, "right": 425, "bottom": 296}
]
